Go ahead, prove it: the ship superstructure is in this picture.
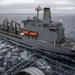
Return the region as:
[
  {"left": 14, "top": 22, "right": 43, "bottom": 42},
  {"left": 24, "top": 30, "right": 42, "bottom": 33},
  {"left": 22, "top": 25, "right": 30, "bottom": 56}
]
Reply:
[
  {"left": 0, "top": 6, "right": 75, "bottom": 56},
  {"left": 22, "top": 7, "right": 65, "bottom": 44}
]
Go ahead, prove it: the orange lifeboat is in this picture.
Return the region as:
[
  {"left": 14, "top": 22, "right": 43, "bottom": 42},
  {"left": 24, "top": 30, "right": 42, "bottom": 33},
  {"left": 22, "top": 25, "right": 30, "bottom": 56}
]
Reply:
[
  {"left": 29, "top": 32, "right": 38, "bottom": 37},
  {"left": 22, "top": 31, "right": 30, "bottom": 35}
]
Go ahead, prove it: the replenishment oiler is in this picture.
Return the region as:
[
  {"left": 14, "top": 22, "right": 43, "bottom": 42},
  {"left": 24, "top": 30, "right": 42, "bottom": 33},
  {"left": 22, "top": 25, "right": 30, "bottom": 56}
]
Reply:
[{"left": 0, "top": 6, "right": 75, "bottom": 56}]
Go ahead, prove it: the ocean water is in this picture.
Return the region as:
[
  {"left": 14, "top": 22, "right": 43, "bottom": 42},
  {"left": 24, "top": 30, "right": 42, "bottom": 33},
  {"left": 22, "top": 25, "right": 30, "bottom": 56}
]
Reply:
[
  {"left": 0, "top": 14, "right": 75, "bottom": 73},
  {"left": 52, "top": 14, "right": 75, "bottom": 40}
]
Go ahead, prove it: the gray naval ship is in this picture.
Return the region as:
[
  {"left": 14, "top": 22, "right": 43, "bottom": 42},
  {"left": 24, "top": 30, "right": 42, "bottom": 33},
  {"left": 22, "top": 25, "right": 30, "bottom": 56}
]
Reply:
[{"left": 0, "top": 6, "right": 75, "bottom": 56}]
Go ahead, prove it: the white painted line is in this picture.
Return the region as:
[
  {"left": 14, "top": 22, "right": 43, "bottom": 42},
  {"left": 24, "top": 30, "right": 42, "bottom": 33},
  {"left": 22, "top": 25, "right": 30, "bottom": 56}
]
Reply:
[
  {"left": 62, "top": 40, "right": 69, "bottom": 47},
  {"left": 62, "top": 45, "right": 72, "bottom": 50},
  {"left": 72, "top": 45, "right": 75, "bottom": 50}
]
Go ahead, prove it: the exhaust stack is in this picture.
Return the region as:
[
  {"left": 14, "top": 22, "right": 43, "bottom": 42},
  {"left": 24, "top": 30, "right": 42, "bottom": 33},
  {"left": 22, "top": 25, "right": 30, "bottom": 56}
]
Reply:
[{"left": 43, "top": 7, "right": 52, "bottom": 24}]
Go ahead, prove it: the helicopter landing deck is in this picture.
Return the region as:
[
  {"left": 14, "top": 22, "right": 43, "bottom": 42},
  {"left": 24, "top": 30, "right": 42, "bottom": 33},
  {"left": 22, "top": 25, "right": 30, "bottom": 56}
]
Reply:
[{"left": 62, "top": 40, "right": 75, "bottom": 51}]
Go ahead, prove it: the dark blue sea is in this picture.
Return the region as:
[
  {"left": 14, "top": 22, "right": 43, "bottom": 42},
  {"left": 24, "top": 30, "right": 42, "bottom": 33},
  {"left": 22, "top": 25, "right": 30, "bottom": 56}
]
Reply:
[{"left": 0, "top": 14, "right": 75, "bottom": 74}]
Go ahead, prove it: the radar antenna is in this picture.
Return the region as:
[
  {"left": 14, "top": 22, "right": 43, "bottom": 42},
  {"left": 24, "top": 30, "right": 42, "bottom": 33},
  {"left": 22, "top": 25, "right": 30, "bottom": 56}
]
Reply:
[{"left": 35, "top": 5, "right": 42, "bottom": 19}]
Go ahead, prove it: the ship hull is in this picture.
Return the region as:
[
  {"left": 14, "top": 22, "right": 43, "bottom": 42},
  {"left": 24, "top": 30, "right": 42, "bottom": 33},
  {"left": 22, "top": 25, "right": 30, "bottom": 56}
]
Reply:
[{"left": 0, "top": 32, "right": 75, "bottom": 56}]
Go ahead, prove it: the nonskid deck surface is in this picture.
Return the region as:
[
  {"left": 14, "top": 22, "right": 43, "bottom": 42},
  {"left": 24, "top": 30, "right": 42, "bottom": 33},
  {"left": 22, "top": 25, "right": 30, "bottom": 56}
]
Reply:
[{"left": 0, "top": 37, "right": 75, "bottom": 75}]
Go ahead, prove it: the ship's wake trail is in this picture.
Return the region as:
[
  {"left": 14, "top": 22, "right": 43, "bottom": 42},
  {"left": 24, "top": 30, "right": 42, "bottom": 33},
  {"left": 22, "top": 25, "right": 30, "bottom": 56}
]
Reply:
[
  {"left": 0, "top": 37, "right": 34, "bottom": 74},
  {"left": 37, "top": 49, "right": 75, "bottom": 64},
  {"left": 0, "top": 37, "right": 75, "bottom": 75}
]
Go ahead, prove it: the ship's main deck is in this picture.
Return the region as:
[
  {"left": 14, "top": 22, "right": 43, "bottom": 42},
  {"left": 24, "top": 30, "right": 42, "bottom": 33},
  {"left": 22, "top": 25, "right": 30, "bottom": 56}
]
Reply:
[
  {"left": 62, "top": 40, "right": 75, "bottom": 51},
  {"left": 56, "top": 39, "right": 75, "bottom": 52}
]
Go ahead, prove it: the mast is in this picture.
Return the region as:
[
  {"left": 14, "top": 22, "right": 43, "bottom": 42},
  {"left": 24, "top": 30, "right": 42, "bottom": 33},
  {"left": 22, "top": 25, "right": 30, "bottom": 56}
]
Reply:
[{"left": 35, "top": 5, "right": 42, "bottom": 19}]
